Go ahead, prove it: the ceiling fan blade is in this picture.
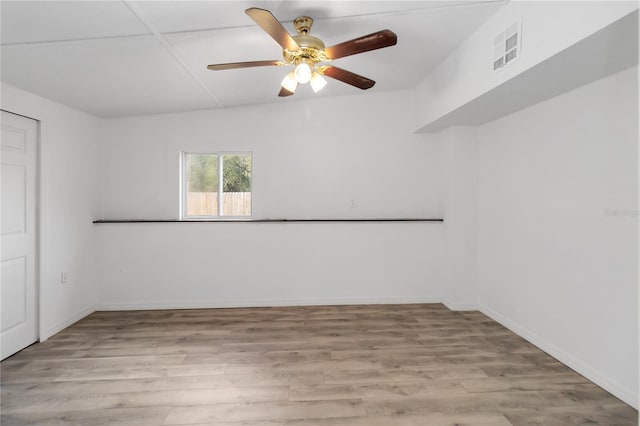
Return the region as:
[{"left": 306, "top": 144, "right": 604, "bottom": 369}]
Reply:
[
  {"left": 317, "top": 66, "right": 375, "bottom": 90},
  {"left": 207, "top": 60, "right": 284, "bottom": 71},
  {"left": 246, "top": 8, "right": 299, "bottom": 52},
  {"left": 278, "top": 86, "right": 296, "bottom": 97},
  {"left": 324, "top": 29, "right": 397, "bottom": 60}
]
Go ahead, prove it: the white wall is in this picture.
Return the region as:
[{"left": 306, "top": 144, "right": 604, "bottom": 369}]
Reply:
[
  {"left": 441, "top": 127, "right": 479, "bottom": 310},
  {"left": 97, "top": 90, "right": 445, "bottom": 308},
  {"left": 476, "top": 66, "right": 638, "bottom": 407},
  {"left": 1, "top": 83, "right": 101, "bottom": 340},
  {"left": 100, "top": 90, "right": 442, "bottom": 219},
  {"left": 97, "top": 222, "right": 442, "bottom": 308}
]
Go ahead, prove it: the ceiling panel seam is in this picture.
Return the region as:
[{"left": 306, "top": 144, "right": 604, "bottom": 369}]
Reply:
[
  {"left": 122, "top": 0, "right": 224, "bottom": 108},
  {"left": 130, "top": 0, "right": 507, "bottom": 38},
  {"left": 0, "top": 34, "right": 155, "bottom": 48}
]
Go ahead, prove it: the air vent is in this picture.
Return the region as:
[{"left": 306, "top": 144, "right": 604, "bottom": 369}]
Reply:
[{"left": 494, "top": 21, "right": 521, "bottom": 71}]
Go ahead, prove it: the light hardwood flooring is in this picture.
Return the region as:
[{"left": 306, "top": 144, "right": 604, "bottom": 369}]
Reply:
[{"left": 1, "top": 304, "right": 637, "bottom": 425}]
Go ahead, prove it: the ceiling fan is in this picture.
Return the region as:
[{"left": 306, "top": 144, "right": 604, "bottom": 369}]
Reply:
[{"left": 207, "top": 8, "right": 398, "bottom": 97}]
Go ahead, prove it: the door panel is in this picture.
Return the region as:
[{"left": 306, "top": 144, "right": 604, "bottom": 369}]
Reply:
[
  {"left": 2, "top": 164, "right": 27, "bottom": 234},
  {"left": 1, "top": 257, "right": 27, "bottom": 332},
  {"left": 1, "top": 111, "right": 38, "bottom": 360}
]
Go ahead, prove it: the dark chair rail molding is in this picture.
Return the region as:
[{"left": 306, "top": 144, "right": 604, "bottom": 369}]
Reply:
[{"left": 93, "top": 218, "right": 444, "bottom": 224}]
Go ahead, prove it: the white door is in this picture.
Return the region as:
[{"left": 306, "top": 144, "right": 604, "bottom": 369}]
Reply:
[{"left": 1, "top": 111, "right": 38, "bottom": 360}]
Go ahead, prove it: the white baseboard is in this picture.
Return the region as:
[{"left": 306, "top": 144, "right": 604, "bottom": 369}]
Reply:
[
  {"left": 479, "top": 302, "right": 639, "bottom": 410},
  {"left": 41, "top": 305, "right": 95, "bottom": 341},
  {"left": 442, "top": 299, "right": 479, "bottom": 311},
  {"left": 95, "top": 297, "right": 442, "bottom": 311}
]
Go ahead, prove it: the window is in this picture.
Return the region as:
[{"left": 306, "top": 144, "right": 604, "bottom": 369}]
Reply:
[{"left": 181, "top": 152, "right": 252, "bottom": 218}]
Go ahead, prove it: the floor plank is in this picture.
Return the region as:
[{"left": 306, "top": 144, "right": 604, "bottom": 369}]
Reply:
[{"left": 1, "top": 304, "right": 636, "bottom": 426}]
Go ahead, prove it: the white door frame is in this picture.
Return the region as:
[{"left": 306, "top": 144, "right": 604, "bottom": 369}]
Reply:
[{"left": 1, "top": 109, "right": 41, "bottom": 352}]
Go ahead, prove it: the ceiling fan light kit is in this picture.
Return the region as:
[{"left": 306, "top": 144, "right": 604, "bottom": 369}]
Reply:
[
  {"left": 281, "top": 71, "right": 298, "bottom": 93},
  {"left": 293, "top": 60, "right": 313, "bottom": 84},
  {"left": 207, "top": 8, "right": 398, "bottom": 98},
  {"left": 309, "top": 72, "right": 327, "bottom": 93}
]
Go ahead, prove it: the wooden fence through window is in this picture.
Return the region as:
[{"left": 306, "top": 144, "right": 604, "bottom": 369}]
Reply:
[{"left": 187, "top": 192, "right": 251, "bottom": 216}]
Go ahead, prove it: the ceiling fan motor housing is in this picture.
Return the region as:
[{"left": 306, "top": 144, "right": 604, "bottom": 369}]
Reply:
[
  {"left": 293, "top": 16, "right": 313, "bottom": 34},
  {"left": 282, "top": 16, "right": 328, "bottom": 66}
]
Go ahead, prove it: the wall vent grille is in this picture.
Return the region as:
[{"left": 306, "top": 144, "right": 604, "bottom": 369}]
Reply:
[{"left": 494, "top": 21, "right": 521, "bottom": 71}]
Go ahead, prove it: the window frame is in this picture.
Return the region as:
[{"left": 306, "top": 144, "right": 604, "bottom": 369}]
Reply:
[{"left": 180, "top": 151, "right": 252, "bottom": 220}]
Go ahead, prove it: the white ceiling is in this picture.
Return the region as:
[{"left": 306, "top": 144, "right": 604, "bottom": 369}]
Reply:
[{"left": 1, "top": 1, "right": 505, "bottom": 118}]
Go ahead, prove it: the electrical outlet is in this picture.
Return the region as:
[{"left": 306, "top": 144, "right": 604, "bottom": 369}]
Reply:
[{"left": 61, "top": 272, "right": 68, "bottom": 283}]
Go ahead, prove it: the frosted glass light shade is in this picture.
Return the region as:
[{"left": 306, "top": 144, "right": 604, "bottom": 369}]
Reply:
[
  {"left": 294, "top": 62, "right": 312, "bottom": 84},
  {"left": 310, "top": 72, "right": 327, "bottom": 92},
  {"left": 281, "top": 71, "right": 297, "bottom": 93}
]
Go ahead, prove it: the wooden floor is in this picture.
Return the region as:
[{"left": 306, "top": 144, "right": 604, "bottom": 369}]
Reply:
[{"left": 1, "top": 304, "right": 636, "bottom": 425}]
